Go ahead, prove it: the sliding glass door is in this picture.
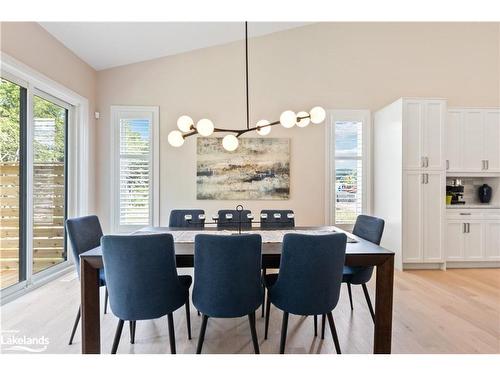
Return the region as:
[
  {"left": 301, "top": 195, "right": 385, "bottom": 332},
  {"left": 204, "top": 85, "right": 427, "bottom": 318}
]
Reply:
[
  {"left": 1, "top": 76, "right": 71, "bottom": 293},
  {"left": 32, "top": 93, "right": 68, "bottom": 274},
  {"left": 0, "top": 78, "right": 27, "bottom": 289}
]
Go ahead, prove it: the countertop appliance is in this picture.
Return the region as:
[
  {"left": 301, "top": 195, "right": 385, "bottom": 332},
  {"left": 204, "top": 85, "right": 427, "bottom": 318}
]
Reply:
[
  {"left": 478, "top": 184, "right": 492, "bottom": 203},
  {"left": 446, "top": 178, "right": 465, "bottom": 205}
]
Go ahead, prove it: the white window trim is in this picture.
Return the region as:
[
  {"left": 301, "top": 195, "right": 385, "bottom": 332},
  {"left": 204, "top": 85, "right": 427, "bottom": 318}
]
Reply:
[
  {"left": 1, "top": 52, "right": 90, "bottom": 300},
  {"left": 110, "top": 105, "right": 160, "bottom": 233},
  {"left": 325, "top": 109, "right": 371, "bottom": 228}
]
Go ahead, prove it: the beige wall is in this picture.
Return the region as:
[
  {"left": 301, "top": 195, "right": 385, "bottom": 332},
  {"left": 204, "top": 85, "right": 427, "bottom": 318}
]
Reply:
[
  {"left": 0, "top": 22, "right": 98, "bottom": 211},
  {"left": 101, "top": 23, "right": 498, "bottom": 229}
]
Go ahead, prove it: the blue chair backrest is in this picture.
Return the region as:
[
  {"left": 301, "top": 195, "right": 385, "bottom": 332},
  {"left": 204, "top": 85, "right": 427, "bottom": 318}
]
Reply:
[
  {"left": 260, "top": 209, "right": 295, "bottom": 229},
  {"left": 169, "top": 209, "right": 205, "bottom": 228},
  {"left": 65, "top": 215, "right": 103, "bottom": 277},
  {"left": 101, "top": 234, "right": 188, "bottom": 321},
  {"left": 352, "top": 215, "right": 385, "bottom": 245},
  {"left": 269, "top": 233, "right": 347, "bottom": 316},
  {"left": 193, "top": 234, "right": 263, "bottom": 318},
  {"left": 217, "top": 210, "right": 252, "bottom": 229}
]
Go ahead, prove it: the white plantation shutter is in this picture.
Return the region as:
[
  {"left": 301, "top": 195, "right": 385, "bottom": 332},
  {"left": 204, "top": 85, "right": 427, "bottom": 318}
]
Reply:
[
  {"left": 112, "top": 107, "right": 159, "bottom": 232},
  {"left": 119, "top": 119, "right": 151, "bottom": 225}
]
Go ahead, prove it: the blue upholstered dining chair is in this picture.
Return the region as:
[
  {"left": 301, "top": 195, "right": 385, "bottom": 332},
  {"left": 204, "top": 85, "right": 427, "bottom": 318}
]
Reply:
[
  {"left": 342, "top": 215, "right": 385, "bottom": 322},
  {"left": 260, "top": 210, "right": 295, "bottom": 229},
  {"left": 193, "top": 234, "right": 263, "bottom": 354},
  {"left": 259, "top": 209, "right": 295, "bottom": 317},
  {"left": 216, "top": 209, "right": 252, "bottom": 230},
  {"left": 263, "top": 233, "right": 347, "bottom": 354},
  {"left": 66, "top": 215, "right": 111, "bottom": 345},
  {"left": 102, "top": 233, "right": 192, "bottom": 354},
  {"left": 169, "top": 209, "right": 206, "bottom": 228}
]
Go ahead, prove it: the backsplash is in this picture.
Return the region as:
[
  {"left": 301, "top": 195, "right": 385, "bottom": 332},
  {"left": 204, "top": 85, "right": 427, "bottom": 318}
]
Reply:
[{"left": 446, "top": 177, "right": 499, "bottom": 205}]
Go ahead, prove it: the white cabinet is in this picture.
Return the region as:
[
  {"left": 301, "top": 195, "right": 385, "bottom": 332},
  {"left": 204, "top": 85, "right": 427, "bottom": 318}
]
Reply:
[
  {"left": 484, "top": 111, "right": 500, "bottom": 172},
  {"left": 445, "top": 221, "right": 464, "bottom": 260},
  {"left": 445, "top": 211, "right": 500, "bottom": 262},
  {"left": 374, "top": 98, "right": 446, "bottom": 269},
  {"left": 484, "top": 221, "right": 500, "bottom": 260},
  {"left": 464, "top": 222, "right": 484, "bottom": 260},
  {"left": 404, "top": 99, "right": 446, "bottom": 171},
  {"left": 403, "top": 171, "right": 444, "bottom": 263},
  {"left": 446, "top": 108, "right": 500, "bottom": 173},
  {"left": 445, "top": 221, "right": 483, "bottom": 261}
]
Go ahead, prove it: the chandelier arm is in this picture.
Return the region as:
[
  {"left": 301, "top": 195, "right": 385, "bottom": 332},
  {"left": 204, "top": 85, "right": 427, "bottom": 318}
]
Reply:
[{"left": 181, "top": 115, "right": 310, "bottom": 139}]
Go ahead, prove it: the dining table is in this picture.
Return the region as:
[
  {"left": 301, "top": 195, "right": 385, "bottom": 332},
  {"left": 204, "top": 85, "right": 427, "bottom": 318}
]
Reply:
[{"left": 78, "top": 226, "right": 394, "bottom": 354}]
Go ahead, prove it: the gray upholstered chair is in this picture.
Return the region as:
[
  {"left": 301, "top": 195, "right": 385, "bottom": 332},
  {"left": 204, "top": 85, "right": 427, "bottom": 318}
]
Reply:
[
  {"left": 264, "top": 233, "right": 347, "bottom": 354},
  {"left": 169, "top": 209, "right": 206, "bottom": 228},
  {"left": 66, "top": 215, "right": 111, "bottom": 345},
  {"left": 193, "top": 234, "right": 262, "bottom": 354},
  {"left": 102, "top": 233, "right": 192, "bottom": 354},
  {"left": 216, "top": 209, "right": 252, "bottom": 230},
  {"left": 260, "top": 209, "right": 295, "bottom": 229}
]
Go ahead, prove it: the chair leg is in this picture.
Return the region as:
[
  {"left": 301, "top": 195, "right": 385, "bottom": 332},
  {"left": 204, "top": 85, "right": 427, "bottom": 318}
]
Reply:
[
  {"left": 129, "top": 321, "right": 136, "bottom": 344},
  {"left": 314, "top": 315, "right": 318, "bottom": 337},
  {"left": 279, "top": 311, "right": 289, "bottom": 354},
  {"left": 261, "top": 267, "right": 267, "bottom": 318},
  {"left": 321, "top": 314, "right": 326, "bottom": 339},
  {"left": 167, "top": 313, "right": 176, "bottom": 354},
  {"left": 248, "top": 312, "right": 260, "bottom": 354},
  {"left": 185, "top": 300, "right": 192, "bottom": 340},
  {"left": 361, "top": 283, "right": 375, "bottom": 323},
  {"left": 347, "top": 283, "right": 354, "bottom": 310},
  {"left": 104, "top": 287, "right": 109, "bottom": 314},
  {"left": 196, "top": 315, "right": 209, "bottom": 354},
  {"left": 264, "top": 290, "right": 272, "bottom": 340},
  {"left": 111, "top": 319, "right": 124, "bottom": 354},
  {"left": 68, "top": 306, "right": 81, "bottom": 345},
  {"left": 326, "top": 312, "right": 341, "bottom": 354}
]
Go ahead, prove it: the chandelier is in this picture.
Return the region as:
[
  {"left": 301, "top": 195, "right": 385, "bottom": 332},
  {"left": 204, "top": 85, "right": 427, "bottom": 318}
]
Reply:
[{"left": 168, "top": 22, "right": 326, "bottom": 151}]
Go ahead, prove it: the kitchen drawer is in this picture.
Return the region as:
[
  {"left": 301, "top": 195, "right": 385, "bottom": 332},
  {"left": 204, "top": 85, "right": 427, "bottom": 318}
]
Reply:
[{"left": 446, "top": 209, "right": 500, "bottom": 220}]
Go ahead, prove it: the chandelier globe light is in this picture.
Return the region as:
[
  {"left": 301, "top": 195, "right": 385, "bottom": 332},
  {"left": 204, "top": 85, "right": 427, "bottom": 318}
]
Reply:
[
  {"left": 255, "top": 120, "right": 271, "bottom": 135},
  {"left": 167, "top": 22, "right": 326, "bottom": 151}
]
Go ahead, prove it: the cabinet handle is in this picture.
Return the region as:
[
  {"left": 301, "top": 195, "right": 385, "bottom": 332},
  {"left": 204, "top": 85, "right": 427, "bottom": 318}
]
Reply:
[
  {"left": 421, "top": 157, "right": 425, "bottom": 168},
  {"left": 482, "top": 160, "right": 485, "bottom": 170},
  {"left": 459, "top": 213, "right": 471, "bottom": 215},
  {"left": 421, "top": 173, "right": 425, "bottom": 184},
  {"left": 486, "top": 160, "right": 489, "bottom": 170},
  {"left": 425, "top": 173, "right": 429, "bottom": 184},
  {"left": 446, "top": 160, "right": 449, "bottom": 170},
  {"left": 466, "top": 223, "right": 470, "bottom": 233},
  {"left": 425, "top": 157, "right": 429, "bottom": 168},
  {"left": 463, "top": 223, "right": 466, "bottom": 233}
]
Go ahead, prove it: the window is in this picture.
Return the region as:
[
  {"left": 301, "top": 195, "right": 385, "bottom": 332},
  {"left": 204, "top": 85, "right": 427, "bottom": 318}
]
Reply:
[
  {"left": 111, "top": 106, "right": 159, "bottom": 232},
  {"left": 326, "top": 110, "right": 370, "bottom": 228}
]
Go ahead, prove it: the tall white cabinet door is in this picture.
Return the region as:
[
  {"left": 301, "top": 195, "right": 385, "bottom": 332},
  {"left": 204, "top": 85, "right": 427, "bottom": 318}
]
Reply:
[
  {"left": 445, "top": 221, "right": 465, "bottom": 260},
  {"left": 423, "top": 100, "right": 445, "bottom": 170},
  {"left": 403, "top": 100, "right": 423, "bottom": 170},
  {"left": 484, "top": 221, "right": 500, "bottom": 260},
  {"left": 422, "top": 172, "right": 444, "bottom": 262},
  {"left": 403, "top": 172, "right": 423, "bottom": 262},
  {"left": 446, "top": 110, "right": 462, "bottom": 171},
  {"left": 484, "top": 110, "right": 500, "bottom": 172},
  {"left": 462, "top": 110, "right": 484, "bottom": 172},
  {"left": 463, "top": 222, "right": 484, "bottom": 260}
]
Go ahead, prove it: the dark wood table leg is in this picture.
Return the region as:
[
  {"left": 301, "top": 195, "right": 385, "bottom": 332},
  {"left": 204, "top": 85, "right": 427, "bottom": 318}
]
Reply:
[
  {"left": 81, "top": 258, "right": 101, "bottom": 354},
  {"left": 373, "top": 255, "right": 394, "bottom": 354}
]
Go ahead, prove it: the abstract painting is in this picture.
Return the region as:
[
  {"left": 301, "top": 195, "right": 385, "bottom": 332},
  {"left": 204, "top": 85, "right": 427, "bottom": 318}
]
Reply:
[{"left": 197, "top": 137, "right": 290, "bottom": 200}]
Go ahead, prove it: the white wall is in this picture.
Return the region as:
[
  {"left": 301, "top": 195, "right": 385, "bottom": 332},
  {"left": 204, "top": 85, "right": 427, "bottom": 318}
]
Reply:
[{"left": 95, "top": 22, "right": 500, "bottom": 232}]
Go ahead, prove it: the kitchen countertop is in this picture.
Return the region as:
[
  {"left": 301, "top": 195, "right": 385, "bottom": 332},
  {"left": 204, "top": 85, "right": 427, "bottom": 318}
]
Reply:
[{"left": 446, "top": 204, "right": 500, "bottom": 209}]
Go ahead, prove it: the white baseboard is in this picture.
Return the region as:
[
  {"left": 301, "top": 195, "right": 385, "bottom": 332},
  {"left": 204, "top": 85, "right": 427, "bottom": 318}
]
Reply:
[{"left": 403, "top": 261, "right": 500, "bottom": 270}]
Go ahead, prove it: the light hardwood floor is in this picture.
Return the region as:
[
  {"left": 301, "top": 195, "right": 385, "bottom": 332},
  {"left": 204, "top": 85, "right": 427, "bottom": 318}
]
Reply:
[{"left": 1, "top": 268, "right": 499, "bottom": 354}]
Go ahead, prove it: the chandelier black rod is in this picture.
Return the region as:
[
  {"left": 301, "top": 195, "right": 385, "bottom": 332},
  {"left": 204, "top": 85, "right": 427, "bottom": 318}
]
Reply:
[{"left": 245, "top": 21, "right": 250, "bottom": 130}]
